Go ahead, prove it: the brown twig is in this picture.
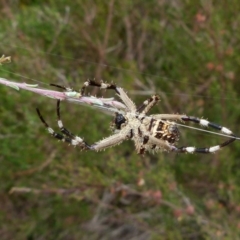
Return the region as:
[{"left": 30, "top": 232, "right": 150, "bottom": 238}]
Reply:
[
  {"left": 95, "top": 0, "right": 115, "bottom": 82},
  {"left": 13, "top": 150, "right": 57, "bottom": 177},
  {"left": 124, "top": 15, "right": 134, "bottom": 61},
  {"left": 136, "top": 14, "right": 147, "bottom": 71}
]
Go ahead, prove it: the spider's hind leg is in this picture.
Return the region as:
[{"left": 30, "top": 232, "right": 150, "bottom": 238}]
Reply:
[{"left": 50, "top": 80, "right": 119, "bottom": 97}]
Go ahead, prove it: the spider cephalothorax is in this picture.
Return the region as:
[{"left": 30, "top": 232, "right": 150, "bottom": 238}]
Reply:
[
  {"left": 114, "top": 113, "right": 126, "bottom": 130},
  {"left": 36, "top": 80, "right": 236, "bottom": 154}
]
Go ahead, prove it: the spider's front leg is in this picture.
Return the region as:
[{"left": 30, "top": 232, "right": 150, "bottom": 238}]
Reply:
[
  {"left": 50, "top": 83, "right": 82, "bottom": 98},
  {"left": 36, "top": 100, "right": 91, "bottom": 150},
  {"left": 81, "top": 80, "right": 137, "bottom": 112},
  {"left": 51, "top": 80, "right": 136, "bottom": 112},
  {"left": 49, "top": 80, "right": 118, "bottom": 98},
  {"left": 37, "top": 100, "right": 128, "bottom": 152}
]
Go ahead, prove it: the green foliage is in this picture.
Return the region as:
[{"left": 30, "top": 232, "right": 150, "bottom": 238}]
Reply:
[{"left": 0, "top": 0, "right": 240, "bottom": 239}]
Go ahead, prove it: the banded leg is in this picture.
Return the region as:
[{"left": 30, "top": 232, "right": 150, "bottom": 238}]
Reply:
[
  {"left": 82, "top": 80, "right": 136, "bottom": 112},
  {"left": 50, "top": 83, "right": 82, "bottom": 98},
  {"left": 50, "top": 83, "right": 74, "bottom": 92},
  {"left": 56, "top": 100, "right": 75, "bottom": 138},
  {"left": 174, "top": 137, "right": 235, "bottom": 153},
  {"left": 80, "top": 80, "right": 119, "bottom": 95},
  {"left": 176, "top": 116, "right": 236, "bottom": 153},
  {"left": 137, "top": 94, "right": 160, "bottom": 114},
  {"left": 181, "top": 116, "right": 233, "bottom": 136},
  {"left": 56, "top": 100, "right": 89, "bottom": 148},
  {"left": 51, "top": 80, "right": 136, "bottom": 111},
  {"left": 51, "top": 80, "right": 119, "bottom": 96},
  {"left": 50, "top": 81, "right": 120, "bottom": 101},
  {"left": 36, "top": 108, "right": 73, "bottom": 144},
  {"left": 151, "top": 114, "right": 236, "bottom": 153},
  {"left": 36, "top": 106, "right": 91, "bottom": 150}
]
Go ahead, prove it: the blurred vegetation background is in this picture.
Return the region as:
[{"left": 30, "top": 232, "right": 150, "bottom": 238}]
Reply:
[{"left": 1, "top": 0, "right": 240, "bottom": 239}]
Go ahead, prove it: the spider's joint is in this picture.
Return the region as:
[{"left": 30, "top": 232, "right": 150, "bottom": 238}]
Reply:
[
  {"left": 185, "top": 147, "right": 196, "bottom": 153},
  {"left": 57, "top": 120, "right": 63, "bottom": 128},
  {"left": 83, "top": 81, "right": 90, "bottom": 87},
  {"left": 199, "top": 119, "right": 209, "bottom": 127},
  {"left": 99, "top": 82, "right": 109, "bottom": 89},
  {"left": 47, "top": 127, "right": 54, "bottom": 134},
  {"left": 65, "top": 91, "right": 81, "bottom": 98},
  {"left": 209, "top": 145, "right": 220, "bottom": 153},
  {"left": 221, "top": 127, "right": 232, "bottom": 135},
  {"left": 71, "top": 137, "right": 84, "bottom": 145}
]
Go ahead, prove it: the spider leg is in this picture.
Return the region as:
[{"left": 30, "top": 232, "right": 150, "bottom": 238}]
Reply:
[
  {"left": 147, "top": 135, "right": 175, "bottom": 152},
  {"left": 91, "top": 132, "right": 128, "bottom": 151},
  {"left": 174, "top": 115, "right": 236, "bottom": 153},
  {"left": 81, "top": 80, "right": 136, "bottom": 112},
  {"left": 56, "top": 100, "right": 75, "bottom": 138},
  {"left": 50, "top": 81, "right": 119, "bottom": 98},
  {"left": 181, "top": 116, "right": 233, "bottom": 135},
  {"left": 36, "top": 108, "right": 73, "bottom": 144},
  {"left": 80, "top": 80, "right": 119, "bottom": 95},
  {"left": 150, "top": 114, "right": 186, "bottom": 121},
  {"left": 36, "top": 107, "right": 91, "bottom": 150},
  {"left": 55, "top": 100, "right": 93, "bottom": 149},
  {"left": 133, "top": 126, "right": 150, "bottom": 155},
  {"left": 147, "top": 134, "right": 235, "bottom": 154},
  {"left": 174, "top": 137, "right": 235, "bottom": 153},
  {"left": 50, "top": 83, "right": 74, "bottom": 92},
  {"left": 37, "top": 99, "right": 129, "bottom": 151},
  {"left": 50, "top": 80, "right": 136, "bottom": 112},
  {"left": 137, "top": 94, "right": 160, "bottom": 114}
]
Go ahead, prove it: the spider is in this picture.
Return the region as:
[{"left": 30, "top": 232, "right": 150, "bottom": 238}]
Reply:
[{"left": 36, "top": 80, "right": 236, "bottom": 154}]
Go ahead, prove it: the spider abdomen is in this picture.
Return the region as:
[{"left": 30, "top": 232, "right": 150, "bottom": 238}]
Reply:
[{"left": 151, "top": 119, "right": 180, "bottom": 145}]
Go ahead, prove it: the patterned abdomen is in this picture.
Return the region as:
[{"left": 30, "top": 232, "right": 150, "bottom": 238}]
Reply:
[{"left": 151, "top": 120, "right": 180, "bottom": 145}]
